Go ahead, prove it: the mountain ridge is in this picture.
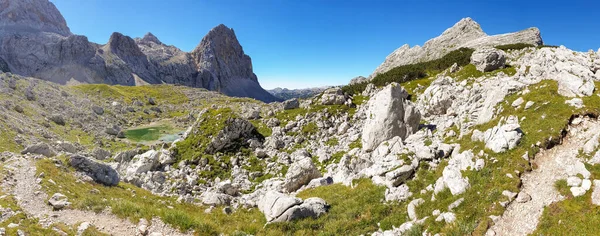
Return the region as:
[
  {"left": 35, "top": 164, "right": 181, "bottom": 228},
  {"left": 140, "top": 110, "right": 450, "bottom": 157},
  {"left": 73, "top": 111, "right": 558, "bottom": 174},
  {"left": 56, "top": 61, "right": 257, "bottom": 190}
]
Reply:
[{"left": 0, "top": 0, "right": 280, "bottom": 102}]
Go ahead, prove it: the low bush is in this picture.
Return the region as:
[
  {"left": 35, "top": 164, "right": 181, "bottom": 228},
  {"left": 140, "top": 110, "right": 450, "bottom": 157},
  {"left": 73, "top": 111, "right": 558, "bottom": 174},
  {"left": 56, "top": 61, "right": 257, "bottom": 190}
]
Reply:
[{"left": 495, "top": 43, "right": 535, "bottom": 51}]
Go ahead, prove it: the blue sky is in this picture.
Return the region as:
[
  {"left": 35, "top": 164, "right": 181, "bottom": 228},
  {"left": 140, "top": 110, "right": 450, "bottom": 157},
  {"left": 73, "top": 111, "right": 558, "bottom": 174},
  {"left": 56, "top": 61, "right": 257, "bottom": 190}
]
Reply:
[{"left": 52, "top": 0, "right": 600, "bottom": 89}]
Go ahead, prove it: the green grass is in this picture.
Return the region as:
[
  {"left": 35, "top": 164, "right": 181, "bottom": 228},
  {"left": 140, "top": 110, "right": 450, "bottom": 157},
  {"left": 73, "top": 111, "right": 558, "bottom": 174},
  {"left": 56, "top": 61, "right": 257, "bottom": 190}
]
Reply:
[
  {"left": 533, "top": 162, "right": 600, "bottom": 234},
  {"left": 554, "top": 179, "right": 571, "bottom": 197},
  {"left": 249, "top": 120, "right": 272, "bottom": 137},
  {"left": 348, "top": 138, "right": 362, "bottom": 150},
  {"left": 302, "top": 122, "right": 319, "bottom": 135},
  {"left": 265, "top": 179, "right": 409, "bottom": 235},
  {"left": 408, "top": 80, "right": 600, "bottom": 234},
  {"left": 325, "top": 138, "right": 339, "bottom": 147},
  {"left": 452, "top": 64, "right": 517, "bottom": 84},
  {"left": 70, "top": 84, "right": 189, "bottom": 105}
]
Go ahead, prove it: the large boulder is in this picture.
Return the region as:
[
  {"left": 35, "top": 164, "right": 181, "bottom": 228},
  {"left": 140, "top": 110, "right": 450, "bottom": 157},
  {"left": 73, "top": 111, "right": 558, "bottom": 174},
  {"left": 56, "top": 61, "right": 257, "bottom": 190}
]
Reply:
[
  {"left": 362, "top": 83, "right": 421, "bottom": 151},
  {"left": 470, "top": 47, "right": 506, "bottom": 72},
  {"left": 48, "top": 193, "right": 70, "bottom": 210},
  {"left": 21, "top": 143, "right": 56, "bottom": 157},
  {"left": 283, "top": 158, "right": 322, "bottom": 192},
  {"left": 479, "top": 116, "right": 523, "bottom": 153},
  {"left": 69, "top": 155, "right": 120, "bottom": 186},
  {"left": 282, "top": 98, "right": 300, "bottom": 110},
  {"left": 320, "top": 87, "right": 347, "bottom": 105},
  {"left": 258, "top": 191, "right": 328, "bottom": 223},
  {"left": 125, "top": 150, "right": 160, "bottom": 178}
]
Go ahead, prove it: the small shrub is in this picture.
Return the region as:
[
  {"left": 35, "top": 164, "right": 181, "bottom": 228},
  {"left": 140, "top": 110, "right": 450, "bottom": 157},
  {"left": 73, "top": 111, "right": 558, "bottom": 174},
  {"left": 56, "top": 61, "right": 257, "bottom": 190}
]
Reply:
[{"left": 495, "top": 43, "right": 535, "bottom": 51}]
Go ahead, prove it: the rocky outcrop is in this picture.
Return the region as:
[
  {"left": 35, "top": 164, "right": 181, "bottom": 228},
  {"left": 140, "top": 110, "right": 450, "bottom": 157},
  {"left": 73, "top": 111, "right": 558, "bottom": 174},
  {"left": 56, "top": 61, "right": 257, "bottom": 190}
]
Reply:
[
  {"left": 0, "top": 0, "right": 278, "bottom": 102},
  {"left": 370, "top": 17, "right": 542, "bottom": 78},
  {"left": 205, "top": 118, "right": 264, "bottom": 154},
  {"left": 362, "top": 83, "right": 421, "bottom": 151},
  {"left": 516, "top": 46, "right": 596, "bottom": 97},
  {"left": 473, "top": 116, "right": 523, "bottom": 153},
  {"left": 0, "top": 0, "right": 71, "bottom": 36},
  {"left": 283, "top": 157, "right": 322, "bottom": 192},
  {"left": 319, "top": 87, "right": 347, "bottom": 105},
  {"left": 349, "top": 76, "right": 368, "bottom": 85},
  {"left": 258, "top": 191, "right": 328, "bottom": 223},
  {"left": 470, "top": 47, "right": 506, "bottom": 72},
  {"left": 69, "top": 155, "right": 120, "bottom": 186},
  {"left": 191, "top": 25, "right": 280, "bottom": 102}
]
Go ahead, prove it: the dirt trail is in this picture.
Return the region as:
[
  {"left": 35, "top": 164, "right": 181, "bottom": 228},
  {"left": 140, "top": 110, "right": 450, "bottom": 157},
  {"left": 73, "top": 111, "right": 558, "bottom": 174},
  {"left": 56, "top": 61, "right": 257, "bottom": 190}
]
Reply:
[
  {"left": 3, "top": 156, "right": 191, "bottom": 236},
  {"left": 487, "top": 118, "right": 599, "bottom": 235}
]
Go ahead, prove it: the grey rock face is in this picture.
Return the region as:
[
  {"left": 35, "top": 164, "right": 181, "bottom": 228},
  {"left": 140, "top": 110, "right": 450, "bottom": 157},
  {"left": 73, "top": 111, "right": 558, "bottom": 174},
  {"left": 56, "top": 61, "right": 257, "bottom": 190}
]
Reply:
[
  {"left": 349, "top": 76, "right": 368, "bottom": 85},
  {"left": 0, "top": 0, "right": 71, "bottom": 36},
  {"left": 283, "top": 157, "right": 322, "bottom": 192},
  {"left": 69, "top": 155, "right": 120, "bottom": 186},
  {"left": 0, "top": 1, "right": 278, "bottom": 102},
  {"left": 258, "top": 191, "right": 328, "bottom": 223},
  {"left": 362, "top": 83, "right": 421, "bottom": 151},
  {"left": 205, "top": 118, "right": 263, "bottom": 154},
  {"left": 470, "top": 47, "right": 506, "bottom": 72},
  {"left": 282, "top": 98, "right": 300, "bottom": 110},
  {"left": 319, "top": 87, "right": 346, "bottom": 105},
  {"left": 191, "top": 25, "right": 280, "bottom": 102},
  {"left": 21, "top": 143, "right": 55, "bottom": 157},
  {"left": 481, "top": 116, "right": 523, "bottom": 153},
  {"left": 370, "top": 17, "right": 542, "bottom": 78}
]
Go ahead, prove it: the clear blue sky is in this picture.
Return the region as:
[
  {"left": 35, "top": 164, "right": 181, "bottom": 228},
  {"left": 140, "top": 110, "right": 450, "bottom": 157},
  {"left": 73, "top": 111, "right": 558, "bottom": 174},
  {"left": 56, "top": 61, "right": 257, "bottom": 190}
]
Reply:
[{"left": 52, "top": 0, "right": 600, "bottom": 89}]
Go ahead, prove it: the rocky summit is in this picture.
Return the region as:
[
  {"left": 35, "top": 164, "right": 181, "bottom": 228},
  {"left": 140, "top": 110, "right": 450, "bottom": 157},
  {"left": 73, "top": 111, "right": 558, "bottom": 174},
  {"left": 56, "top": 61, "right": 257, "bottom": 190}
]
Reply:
[
  {"left": 0, "top": 1, "right": 599, "bottom": 235},
  {"left": 0, "top": 0, "right": 279, "bottom": 102}
]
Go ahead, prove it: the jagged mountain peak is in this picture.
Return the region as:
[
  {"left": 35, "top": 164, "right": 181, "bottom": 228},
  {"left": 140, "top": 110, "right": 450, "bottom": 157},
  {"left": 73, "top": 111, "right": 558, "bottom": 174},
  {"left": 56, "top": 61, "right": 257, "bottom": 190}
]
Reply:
[
  {"left": 106, "top": 32, "right": 145, "bottom": 57},
  {"left": 0, "top": 0, "right": 71, "bottom": 36},
  {"left": 439, "top": 17, "right": 485, "bottom": 38},
  {"left": 141, "top": 32, "right": 163, "bottom": 45}
]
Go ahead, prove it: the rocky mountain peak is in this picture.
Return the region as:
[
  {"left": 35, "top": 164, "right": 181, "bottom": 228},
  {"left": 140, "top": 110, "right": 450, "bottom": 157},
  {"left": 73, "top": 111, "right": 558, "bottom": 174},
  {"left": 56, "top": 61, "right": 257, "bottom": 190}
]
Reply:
[
  {"left": 107, "top": 32, "right": 146, "bottom": 57},
  {"left": 141, "top": 32, "right": 163, "bottom": 45},
  {"left": 441, "top": 17, "right": 484, "bottom": 37},
  {"left": 0, "top": 0, "right": 71, "bottom": 36},
  {"left": 370, "top": 17, "right": 543, "bottom": 78}
]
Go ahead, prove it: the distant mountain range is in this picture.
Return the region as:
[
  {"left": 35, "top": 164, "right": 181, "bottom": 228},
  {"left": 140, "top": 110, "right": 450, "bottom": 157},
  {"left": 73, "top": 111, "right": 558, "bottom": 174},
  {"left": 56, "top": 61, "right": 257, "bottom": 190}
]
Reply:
[
  {"left": 0, "top": 0, "right": 280, "bottom": 102},
  {"left": 268, "top": 86, "right": 334, "bottom": 100}
]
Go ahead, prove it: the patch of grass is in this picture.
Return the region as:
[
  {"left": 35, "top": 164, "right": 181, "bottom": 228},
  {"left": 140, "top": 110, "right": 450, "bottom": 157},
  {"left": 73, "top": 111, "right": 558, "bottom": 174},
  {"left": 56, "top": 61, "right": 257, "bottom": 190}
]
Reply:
[
  {"left": 302, "top": 122, "right": 319, "bottom": 135},
  {"left": 249, "top": 120, "right": 272, "bottom": 137},
  {"left": 348, "top": 138, "right": 362, "bottom": 150},
  {"left": 352, "top": 95, "right": 369, "bottom": 106},
  {"left": 0, "top": 122, "right": 21, "bottom": 152},
  {"left": 452, "top": 64, "right": 517, "bottom": 84},
  {"left": 533, "top": 190, "right": 600, "bottom": 235},
  {"left": 325, "top": 137, "right": 339, "bottom": 147},
  {"left": 554, "top": 179, "right": 571, "bottom": 197},
  {"left": 70, "top": 84, "right": 189, "bottom": 105},
  {"left": 266, "top": 179, "right": 408, "bottom": 234}
]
